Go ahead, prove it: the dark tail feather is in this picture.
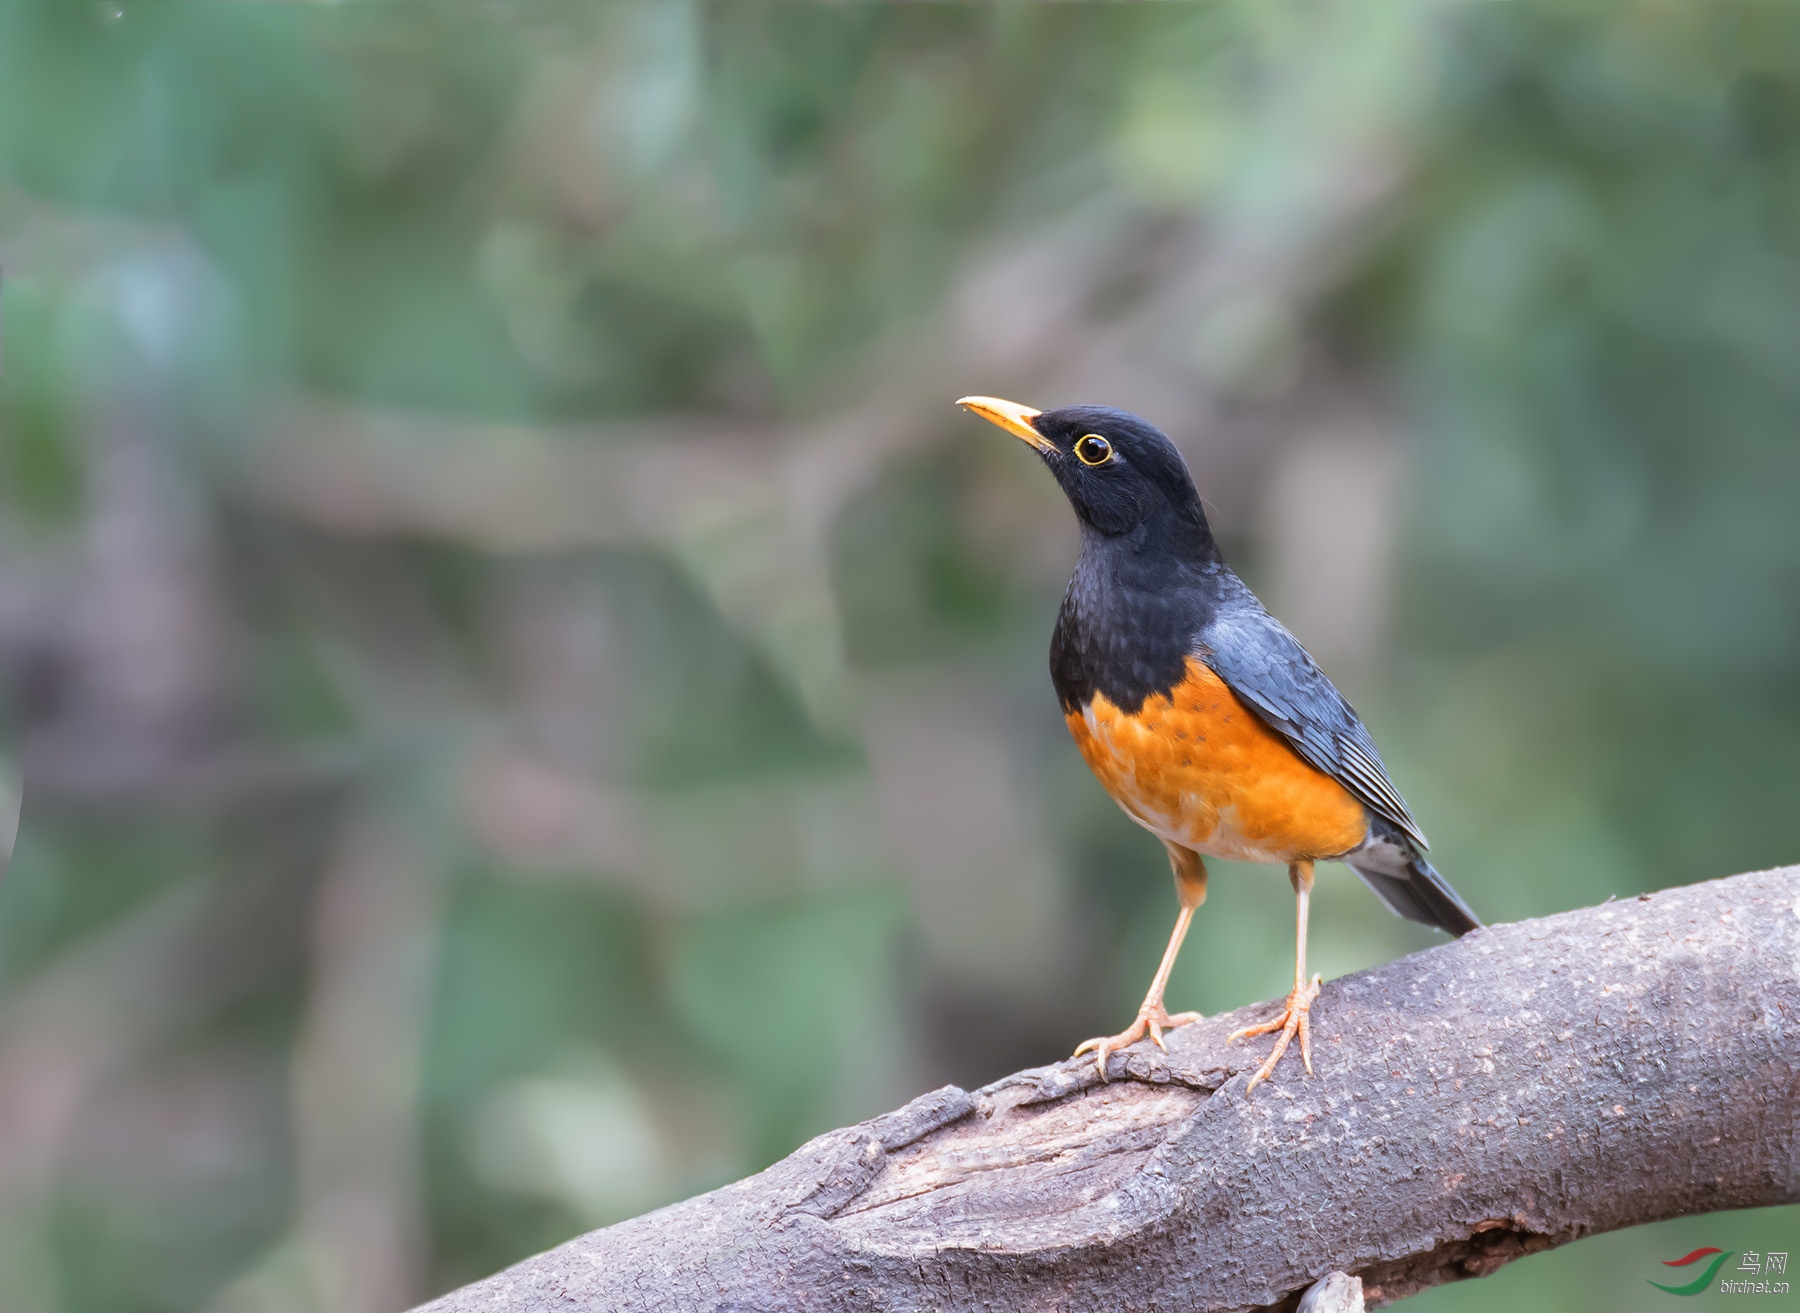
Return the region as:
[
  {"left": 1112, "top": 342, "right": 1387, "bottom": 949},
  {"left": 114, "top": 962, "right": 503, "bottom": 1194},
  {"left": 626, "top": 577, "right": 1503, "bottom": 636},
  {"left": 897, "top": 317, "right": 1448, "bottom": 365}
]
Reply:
[{"left": 1346, "top": 848, "right": 1481, "bottom": 937}]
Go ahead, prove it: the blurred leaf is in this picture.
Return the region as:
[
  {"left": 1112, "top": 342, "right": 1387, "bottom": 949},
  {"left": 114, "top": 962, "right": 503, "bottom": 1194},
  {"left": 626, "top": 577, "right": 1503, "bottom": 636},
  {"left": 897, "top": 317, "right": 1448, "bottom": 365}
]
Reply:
[
  {"left": 670, "top": 883, "right": 905, "bottom": 1164},
  {"left": 0, "top": 279, "right": 84, "bottom": 521}
]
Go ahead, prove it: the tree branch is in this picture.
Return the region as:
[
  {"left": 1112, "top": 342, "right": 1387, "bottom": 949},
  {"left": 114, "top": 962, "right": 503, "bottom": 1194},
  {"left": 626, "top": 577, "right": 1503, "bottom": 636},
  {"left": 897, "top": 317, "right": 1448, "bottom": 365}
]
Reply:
[{"left": 416, "top": 867, "right": 1800, "bottom": 1312}]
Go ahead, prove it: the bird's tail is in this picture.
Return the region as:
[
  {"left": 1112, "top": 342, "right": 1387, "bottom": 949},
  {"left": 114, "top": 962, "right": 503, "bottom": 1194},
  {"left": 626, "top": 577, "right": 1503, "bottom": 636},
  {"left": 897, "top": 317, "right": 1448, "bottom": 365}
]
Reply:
[{"left": 1343, "top": 820, "right": 1481, "bottom": 937}]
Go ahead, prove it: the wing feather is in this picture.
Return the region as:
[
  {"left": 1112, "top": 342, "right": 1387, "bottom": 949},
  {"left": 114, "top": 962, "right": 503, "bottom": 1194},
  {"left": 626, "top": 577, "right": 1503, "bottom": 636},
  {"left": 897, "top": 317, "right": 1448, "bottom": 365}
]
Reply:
[{"left": 1199, "top": 582, "right": 1429, "bottom": 850}]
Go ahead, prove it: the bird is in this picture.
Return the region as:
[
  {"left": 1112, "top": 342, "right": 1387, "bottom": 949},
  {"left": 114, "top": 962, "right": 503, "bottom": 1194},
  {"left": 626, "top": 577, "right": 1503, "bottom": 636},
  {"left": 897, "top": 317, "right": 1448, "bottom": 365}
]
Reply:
[{"left": 957, "top": 396, "right": 1480, "bottom": 1092}]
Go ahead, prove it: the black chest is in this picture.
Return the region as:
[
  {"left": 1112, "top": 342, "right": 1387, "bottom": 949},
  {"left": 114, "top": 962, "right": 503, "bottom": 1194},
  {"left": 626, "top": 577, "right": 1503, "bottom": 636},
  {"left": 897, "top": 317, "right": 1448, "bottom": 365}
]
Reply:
[{"left": 1048, "top": 546, "right": 1218, "bottom": 715}]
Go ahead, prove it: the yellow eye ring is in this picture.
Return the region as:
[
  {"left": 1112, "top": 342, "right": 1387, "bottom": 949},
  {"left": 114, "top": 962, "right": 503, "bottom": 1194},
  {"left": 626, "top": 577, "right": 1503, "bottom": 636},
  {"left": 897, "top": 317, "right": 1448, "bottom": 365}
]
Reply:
[{"left": 1074, "top": 434, "right": 1113, "bottom": 466}]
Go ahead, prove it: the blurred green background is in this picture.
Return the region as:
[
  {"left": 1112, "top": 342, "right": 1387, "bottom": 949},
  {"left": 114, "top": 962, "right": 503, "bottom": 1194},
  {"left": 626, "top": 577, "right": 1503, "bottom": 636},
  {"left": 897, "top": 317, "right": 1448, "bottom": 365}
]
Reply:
[{"left": 0, "top": 3, "right": 1796, "bottom": 1311}]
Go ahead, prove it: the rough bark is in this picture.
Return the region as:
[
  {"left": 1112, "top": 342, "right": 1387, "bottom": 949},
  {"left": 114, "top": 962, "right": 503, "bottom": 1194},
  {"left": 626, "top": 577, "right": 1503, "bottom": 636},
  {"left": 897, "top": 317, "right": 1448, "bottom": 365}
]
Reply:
[{"left": 417, "top": 867, "right": 1800, "bottom": 1312}]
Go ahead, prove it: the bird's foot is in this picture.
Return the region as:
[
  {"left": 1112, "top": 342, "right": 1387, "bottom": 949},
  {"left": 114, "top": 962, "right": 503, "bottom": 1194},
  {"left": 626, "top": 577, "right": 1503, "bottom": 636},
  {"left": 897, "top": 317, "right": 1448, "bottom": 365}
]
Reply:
[
  {"left": 1228, "top": 973, "right": 1322, "bottom": 1094},
  {"left": 1073, "top": 1002, "right": 1203, "bottom": 1081}
]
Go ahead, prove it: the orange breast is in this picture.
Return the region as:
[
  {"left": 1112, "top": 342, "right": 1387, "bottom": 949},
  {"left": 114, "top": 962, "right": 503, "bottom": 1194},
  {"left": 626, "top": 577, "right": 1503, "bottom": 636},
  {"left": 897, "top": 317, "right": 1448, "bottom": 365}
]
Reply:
[{"left": 1064, "top": 657, "right": 1369, "bottom": 864}]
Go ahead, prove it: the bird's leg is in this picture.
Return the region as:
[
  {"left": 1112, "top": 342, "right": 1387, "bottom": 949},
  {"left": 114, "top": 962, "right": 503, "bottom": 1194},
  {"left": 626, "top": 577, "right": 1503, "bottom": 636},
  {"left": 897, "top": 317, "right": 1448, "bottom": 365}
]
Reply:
[
  {"left": 1074, "top": 846, "right": 1206, "bottom": 1080},
  {"left": 1228, "top": 859, "right": 1322, "bottom": 1093}
]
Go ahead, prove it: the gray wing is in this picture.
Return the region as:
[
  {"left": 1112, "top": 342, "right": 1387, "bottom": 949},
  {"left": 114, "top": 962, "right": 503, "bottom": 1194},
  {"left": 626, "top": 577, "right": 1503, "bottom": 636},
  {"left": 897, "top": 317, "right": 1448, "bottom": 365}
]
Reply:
[{"left": 1199, "top": 582, "right": 1429, "bottom": 851}]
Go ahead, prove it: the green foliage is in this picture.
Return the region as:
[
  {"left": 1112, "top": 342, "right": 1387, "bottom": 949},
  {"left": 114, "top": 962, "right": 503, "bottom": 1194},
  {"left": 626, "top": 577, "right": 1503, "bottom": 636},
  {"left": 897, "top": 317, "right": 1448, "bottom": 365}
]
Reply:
[
  {"left": 0, "top": 282, "right": 85, "bottom": 521},
  {"left": 671, "top": 883, "right": 906, "bottom": 1163}
]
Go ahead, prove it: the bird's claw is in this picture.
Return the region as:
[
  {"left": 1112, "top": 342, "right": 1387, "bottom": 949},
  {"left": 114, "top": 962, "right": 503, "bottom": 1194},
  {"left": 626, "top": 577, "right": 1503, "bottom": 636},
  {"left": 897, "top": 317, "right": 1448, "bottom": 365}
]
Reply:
[
  {"left": 1074, "top": 1003, "right": 1203, "bottom": 1081},
  {"left": 1229, "top": 973, "right": 1322, "bottom": 1094}
]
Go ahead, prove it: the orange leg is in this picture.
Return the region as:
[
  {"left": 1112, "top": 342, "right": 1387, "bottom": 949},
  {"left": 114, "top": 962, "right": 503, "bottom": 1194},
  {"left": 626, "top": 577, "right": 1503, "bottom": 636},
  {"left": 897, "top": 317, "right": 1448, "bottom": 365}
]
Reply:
[
  {"left": 1229, "top": 858, "right": 1321, "bottom": 1093},
  {"left": 1075, "top": 845, "right": 1206, "bottom": 1080}
]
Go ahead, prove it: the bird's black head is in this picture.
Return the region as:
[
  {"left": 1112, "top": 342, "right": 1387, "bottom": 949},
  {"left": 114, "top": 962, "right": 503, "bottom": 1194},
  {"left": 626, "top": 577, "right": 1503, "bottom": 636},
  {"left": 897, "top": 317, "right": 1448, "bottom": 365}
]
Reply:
[{"left": 958, "top": 397, "right": 1212, "bottom": 546}]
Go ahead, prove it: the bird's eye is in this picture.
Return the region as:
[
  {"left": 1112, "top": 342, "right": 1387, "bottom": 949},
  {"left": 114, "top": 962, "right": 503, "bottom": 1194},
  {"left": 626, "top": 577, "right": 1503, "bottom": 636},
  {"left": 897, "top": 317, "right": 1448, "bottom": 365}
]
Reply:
[{"left": 1074, "top": 434, "right": 1113, "bottom": 466}]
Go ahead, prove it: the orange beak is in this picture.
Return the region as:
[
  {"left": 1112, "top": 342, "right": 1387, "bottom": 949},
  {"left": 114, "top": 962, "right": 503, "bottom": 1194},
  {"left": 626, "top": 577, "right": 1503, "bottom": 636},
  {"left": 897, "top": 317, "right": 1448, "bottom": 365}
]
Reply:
[{"left": 957, "top": 395, "right": 1055, "bottom": 456}]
